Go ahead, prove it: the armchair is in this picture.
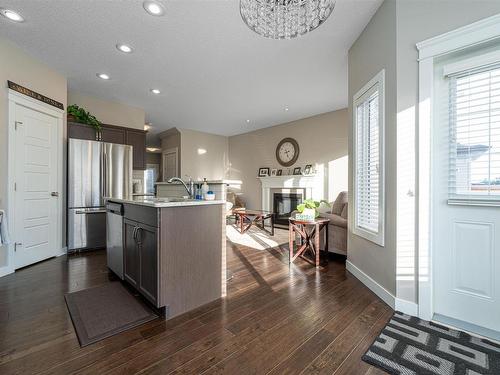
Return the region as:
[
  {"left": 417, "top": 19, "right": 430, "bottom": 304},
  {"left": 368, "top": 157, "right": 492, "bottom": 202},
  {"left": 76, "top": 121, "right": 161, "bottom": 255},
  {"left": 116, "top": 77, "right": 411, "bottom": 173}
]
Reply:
[{"left": 319, "top": 191, "right": 347, "bottom": 256}]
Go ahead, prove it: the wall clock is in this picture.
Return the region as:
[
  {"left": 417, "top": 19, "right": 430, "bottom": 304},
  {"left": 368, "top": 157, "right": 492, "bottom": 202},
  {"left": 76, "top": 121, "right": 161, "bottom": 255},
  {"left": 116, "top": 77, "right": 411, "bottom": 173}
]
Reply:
[{"left": 276, "top": 138, "right": 299, "bottom": 167}]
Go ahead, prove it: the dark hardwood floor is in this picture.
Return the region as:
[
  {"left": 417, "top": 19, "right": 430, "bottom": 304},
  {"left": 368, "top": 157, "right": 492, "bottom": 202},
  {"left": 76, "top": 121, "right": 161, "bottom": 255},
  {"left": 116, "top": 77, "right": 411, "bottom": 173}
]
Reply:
[{"left": 0, "top": 232, "right": 391, "bottom": 375}]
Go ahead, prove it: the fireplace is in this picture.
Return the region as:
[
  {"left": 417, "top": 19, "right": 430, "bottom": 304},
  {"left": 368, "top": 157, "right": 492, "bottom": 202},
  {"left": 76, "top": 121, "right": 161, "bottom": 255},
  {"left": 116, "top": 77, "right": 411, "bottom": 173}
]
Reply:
[{"left": 273, "top": 192, "right": 303, "bottom": 227}]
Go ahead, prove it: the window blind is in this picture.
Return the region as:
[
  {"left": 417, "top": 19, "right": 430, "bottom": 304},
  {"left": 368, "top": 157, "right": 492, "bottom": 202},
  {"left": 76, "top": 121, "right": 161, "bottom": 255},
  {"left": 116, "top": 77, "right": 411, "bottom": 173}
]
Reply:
[
  {"left": 448, "top": 64, "right": 500, "bottom": 201},
  {"left": 355, "top": 89, "right": 380, "bottom": 233}
]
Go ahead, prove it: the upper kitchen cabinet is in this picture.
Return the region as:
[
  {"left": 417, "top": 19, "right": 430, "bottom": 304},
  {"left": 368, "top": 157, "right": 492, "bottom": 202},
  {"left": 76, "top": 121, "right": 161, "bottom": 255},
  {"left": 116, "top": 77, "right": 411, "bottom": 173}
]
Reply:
[
  {"left": 68, "top": 120, "right": 147, "bottom": 170},
  {"left": 126, "top": 129, "right": 146, "bottom": 170},
  {"left": 100, "top": 125, "right": 126, "bottom": 144},
  {"left": 68, "top": 121, "right": 98, "bottom": 141}
]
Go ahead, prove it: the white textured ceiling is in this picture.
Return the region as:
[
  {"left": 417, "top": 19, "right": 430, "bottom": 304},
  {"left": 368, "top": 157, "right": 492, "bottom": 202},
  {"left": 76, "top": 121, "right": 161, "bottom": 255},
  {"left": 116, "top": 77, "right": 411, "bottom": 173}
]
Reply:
[{"left": 0, "top": 0, "right": 382, "bottom": 137}]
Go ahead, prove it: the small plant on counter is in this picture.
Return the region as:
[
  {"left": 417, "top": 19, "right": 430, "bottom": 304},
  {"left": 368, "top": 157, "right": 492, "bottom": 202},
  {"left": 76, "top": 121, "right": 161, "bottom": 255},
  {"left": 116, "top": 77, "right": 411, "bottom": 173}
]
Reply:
[
  {"left": 296, "top": 199, "right": 329, "bottom": 219},
  {"left": 67, "top": 104, "right": 102, "bottom": 131}
]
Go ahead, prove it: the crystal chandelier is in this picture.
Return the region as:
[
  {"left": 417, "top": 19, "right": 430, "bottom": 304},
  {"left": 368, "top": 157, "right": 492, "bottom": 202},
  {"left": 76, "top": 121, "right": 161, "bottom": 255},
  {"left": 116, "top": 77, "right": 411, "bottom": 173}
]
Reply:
[{"left": 240, "top": 0, "right": 336, "bottom": 39}]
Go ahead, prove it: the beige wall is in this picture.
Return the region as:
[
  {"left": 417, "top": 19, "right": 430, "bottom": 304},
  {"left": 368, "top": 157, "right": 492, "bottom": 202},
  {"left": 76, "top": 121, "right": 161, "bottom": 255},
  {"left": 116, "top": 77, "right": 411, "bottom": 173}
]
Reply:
[
  {"left": 68, "top": 91, "right": 145, "bottom": 130},
  {"left": 0, "top": 37, "right": 67, "bottom": 269},
  {"left": 180, "top": 129, "right": 229, "bottom": 181},
  {"left": 348, "top": 0, "right": 397, "bottom": 296},
  {"left": 229, "top": 110, "right": 349, "bottom": 209}
]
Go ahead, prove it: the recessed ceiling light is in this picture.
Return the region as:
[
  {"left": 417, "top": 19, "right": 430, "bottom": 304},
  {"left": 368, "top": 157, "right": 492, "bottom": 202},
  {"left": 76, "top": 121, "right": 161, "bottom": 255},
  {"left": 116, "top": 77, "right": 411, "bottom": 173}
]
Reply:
[
  {"left": 116, "top": 43, "right": 133, "bottom": 53},
  {"left": 97, "top": 73, "right": 110, "bottom": 80},
  {"left": 246, "top": 119, "right": 250, "bottom": 123},
  {"left": 1, "top": 8, "right": 24, "bottom": 22},
  {"left": 143, "top": 1, "right": 165, "bottom": 16},
  {"left": 150, "top": 89, "right": 161, "bottom": 95},
  {"left": 284, "top": 107, "right": 289, "bottom": 112}
]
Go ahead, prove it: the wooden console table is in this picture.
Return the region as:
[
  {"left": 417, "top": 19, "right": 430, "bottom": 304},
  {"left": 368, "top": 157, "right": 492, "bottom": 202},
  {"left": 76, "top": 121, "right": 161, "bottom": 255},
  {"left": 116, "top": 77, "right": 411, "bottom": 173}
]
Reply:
[{"left": 288, "top": 217, "right": 329, "bottom": 267}]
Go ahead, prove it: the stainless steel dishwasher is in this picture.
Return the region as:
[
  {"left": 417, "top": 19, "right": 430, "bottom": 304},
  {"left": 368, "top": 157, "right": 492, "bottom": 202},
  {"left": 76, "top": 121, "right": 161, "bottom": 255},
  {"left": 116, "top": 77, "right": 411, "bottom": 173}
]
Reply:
[{"left": 106, "top": 202, "right": 124, "bottom": 279}]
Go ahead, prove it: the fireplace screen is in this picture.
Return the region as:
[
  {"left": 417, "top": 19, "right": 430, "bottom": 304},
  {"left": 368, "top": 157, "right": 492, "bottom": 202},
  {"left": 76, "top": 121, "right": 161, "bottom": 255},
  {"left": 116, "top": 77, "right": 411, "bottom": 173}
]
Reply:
[{"left": 273, "top": 193, "right": 303, "bottom": 227}]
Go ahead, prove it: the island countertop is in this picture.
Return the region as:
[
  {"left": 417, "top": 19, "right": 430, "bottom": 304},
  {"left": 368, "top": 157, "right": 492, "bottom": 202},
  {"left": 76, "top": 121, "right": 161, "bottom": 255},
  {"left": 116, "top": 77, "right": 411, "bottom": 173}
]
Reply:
[{"left": 105, "top": 196, "right": 226, "bottom": 208}]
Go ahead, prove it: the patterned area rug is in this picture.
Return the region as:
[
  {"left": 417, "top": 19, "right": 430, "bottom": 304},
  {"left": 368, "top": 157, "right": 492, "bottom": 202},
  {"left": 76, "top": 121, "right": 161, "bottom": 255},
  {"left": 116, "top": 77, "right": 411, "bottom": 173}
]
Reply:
[{"left": 363, "top": 311, "right": 500, "bottom": 375}]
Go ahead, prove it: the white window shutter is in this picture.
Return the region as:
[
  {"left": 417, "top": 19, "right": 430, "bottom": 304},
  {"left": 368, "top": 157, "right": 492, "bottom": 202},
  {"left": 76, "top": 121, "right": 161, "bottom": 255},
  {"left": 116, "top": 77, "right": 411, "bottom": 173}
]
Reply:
[
  {"left": 353, "top": 69, "right": 385, "bottom": 246},
  {"left": 356, "top": 91, "right": 380, "bottom": 233},
  {"left": 448, "top": 64, "right": 500, "bottom": 202}
]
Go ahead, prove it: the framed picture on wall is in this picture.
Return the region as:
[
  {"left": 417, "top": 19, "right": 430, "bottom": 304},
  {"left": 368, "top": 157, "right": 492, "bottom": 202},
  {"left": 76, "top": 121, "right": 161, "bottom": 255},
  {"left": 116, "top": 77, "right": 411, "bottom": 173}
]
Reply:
[
  {"left": 258, "top": 167, "right": 270, "bottom": 177},
  {"left": 304, "top": 164, "right": 312, "bottom": 175},
  {"left": 271, "top": 168, "right": 278, "bottom": 176},
  {"left": 277, "top": 169, "right": 282, "bottom": 176},
  {"left": 293, "top": 167, "right": 301, "bottom": 175}
]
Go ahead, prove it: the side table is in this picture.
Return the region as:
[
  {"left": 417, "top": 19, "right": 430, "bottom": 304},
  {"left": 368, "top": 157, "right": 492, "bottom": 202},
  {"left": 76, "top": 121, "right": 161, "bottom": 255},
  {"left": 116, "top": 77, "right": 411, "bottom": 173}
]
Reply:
[{"left": 288, "top": 217, "right": 330, "bottom": 267}]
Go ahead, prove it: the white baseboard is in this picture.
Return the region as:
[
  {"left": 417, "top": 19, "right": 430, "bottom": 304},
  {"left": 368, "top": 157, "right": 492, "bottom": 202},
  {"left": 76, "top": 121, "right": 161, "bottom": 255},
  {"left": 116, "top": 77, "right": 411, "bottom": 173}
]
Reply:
[
  {"left": 395, "top": 298, "right": 419, "bottom": 316},
  {"left": 346, "top": 260, "right": 395, "bottom": 309},
  {"left": 56, "top": 247, "right": 67, "bottom": 257},
  {"left": 0, "top": 265, "right": 14, "bottom": 278},
  {"left": 0, "top": 247, "right": 67, "bottom": 278}
]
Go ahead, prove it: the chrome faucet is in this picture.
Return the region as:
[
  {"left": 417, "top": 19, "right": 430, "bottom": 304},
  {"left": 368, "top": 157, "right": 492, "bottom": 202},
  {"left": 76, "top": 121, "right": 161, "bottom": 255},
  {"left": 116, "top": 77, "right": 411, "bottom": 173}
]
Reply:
[{"left": 167, "top": 176, "right": 195, "bottom": 198}]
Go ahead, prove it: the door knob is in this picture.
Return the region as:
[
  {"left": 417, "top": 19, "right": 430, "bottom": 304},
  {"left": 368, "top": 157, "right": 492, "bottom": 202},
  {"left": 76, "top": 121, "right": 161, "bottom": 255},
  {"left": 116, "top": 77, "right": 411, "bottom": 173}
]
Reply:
[{"left": 51, "top": 192, "right": 59, "bottom": 197}]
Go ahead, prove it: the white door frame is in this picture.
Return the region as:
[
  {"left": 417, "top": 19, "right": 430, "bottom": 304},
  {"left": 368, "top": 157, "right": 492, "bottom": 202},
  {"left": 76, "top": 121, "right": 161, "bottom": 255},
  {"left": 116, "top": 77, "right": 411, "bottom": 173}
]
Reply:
[
  {"left": 416, "top": 14, "right": 500, "bottom": 321},
  {"left": 6, "top": 89, "right": 65, "bottom": 275}
]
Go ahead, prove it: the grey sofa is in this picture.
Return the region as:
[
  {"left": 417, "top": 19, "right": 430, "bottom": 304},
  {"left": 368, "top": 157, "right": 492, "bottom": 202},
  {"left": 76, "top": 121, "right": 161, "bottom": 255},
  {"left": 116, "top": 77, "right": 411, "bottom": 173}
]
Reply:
[{"left": 319, "top": 191, "right": 348, "bottom": 256}]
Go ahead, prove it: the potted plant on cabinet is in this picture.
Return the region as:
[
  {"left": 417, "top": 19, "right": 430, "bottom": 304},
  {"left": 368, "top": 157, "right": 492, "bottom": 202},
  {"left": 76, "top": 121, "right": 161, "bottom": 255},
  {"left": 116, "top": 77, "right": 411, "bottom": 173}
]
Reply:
[{"left": 67, "top": 104, "right": 102, "bottom": 131}]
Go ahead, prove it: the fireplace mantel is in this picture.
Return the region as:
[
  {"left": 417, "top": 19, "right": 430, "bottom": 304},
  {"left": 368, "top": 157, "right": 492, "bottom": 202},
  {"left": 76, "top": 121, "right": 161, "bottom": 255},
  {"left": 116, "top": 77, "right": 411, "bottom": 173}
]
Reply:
[{"left": 258, "top": 175, "right": 321, "bottom": 211}]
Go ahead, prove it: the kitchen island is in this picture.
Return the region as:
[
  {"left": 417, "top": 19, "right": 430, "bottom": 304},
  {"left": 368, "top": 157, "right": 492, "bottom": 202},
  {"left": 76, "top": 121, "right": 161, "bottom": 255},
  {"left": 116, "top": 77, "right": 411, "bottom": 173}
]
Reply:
[{"left": 107, "top": 197, "right": 226, "bottom": 319}]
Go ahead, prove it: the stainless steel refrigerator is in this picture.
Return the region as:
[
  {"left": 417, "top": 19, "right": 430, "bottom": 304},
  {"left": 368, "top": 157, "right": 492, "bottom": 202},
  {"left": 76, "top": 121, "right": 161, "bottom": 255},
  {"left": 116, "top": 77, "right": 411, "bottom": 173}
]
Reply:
[{"left": 68, "top": 139, "right": 132, "bottom": 251}]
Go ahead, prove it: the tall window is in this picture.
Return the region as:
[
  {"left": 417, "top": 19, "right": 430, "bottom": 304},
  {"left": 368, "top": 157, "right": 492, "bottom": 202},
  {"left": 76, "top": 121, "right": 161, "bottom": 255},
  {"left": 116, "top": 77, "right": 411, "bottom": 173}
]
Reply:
[
  {"left": 353, "top": 70, "right": 385, "bottom": 246},
  {"left": 447, "top": 60, "right": 500, "bottom": 202}
]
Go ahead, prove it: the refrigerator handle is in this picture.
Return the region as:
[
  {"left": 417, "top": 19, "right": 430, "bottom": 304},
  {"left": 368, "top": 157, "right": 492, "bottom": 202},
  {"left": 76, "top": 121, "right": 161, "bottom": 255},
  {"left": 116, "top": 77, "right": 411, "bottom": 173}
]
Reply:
[
  {"left": 101, "top": 147, "right": 106, "bottom": 202},
  {"left": 104, "top": 149, "right": 108, "bottom": 199}
]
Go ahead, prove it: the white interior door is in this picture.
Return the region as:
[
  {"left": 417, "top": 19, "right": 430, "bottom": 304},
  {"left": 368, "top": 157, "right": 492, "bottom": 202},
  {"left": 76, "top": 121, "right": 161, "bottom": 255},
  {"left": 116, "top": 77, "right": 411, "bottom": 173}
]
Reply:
[
  {"left": 13, "top": 103, "right": 59, "bottom": 269},
  {"left": 434, "top": 206, "right": 500, "bottom": 335},
  {"left": 433, "top": 51, "right": 500, "bottom": 338}
]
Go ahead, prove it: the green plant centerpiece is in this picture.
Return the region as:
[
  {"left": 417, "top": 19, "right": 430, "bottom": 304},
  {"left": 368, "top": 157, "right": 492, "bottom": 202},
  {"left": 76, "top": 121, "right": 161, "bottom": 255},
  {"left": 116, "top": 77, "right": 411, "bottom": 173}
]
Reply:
[
  {"left": 296, "top": 199, "right": 329, "bottom": 221},
  {"left": 67, "top": 104, "right": 102, "bottom": 131}
]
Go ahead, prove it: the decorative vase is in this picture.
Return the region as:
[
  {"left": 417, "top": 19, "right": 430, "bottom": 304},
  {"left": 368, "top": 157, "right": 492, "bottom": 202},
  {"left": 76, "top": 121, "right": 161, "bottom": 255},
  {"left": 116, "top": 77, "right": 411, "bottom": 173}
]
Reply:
[{"left": 302, "top": 208, "right": 316, "bottom": 221}]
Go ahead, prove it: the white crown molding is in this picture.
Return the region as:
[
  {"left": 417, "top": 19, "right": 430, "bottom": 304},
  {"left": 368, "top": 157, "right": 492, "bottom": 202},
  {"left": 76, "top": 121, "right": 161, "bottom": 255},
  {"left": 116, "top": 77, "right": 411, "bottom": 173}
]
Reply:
[{"left": 417, "top": 13, "right": 500, "bottom": 60}]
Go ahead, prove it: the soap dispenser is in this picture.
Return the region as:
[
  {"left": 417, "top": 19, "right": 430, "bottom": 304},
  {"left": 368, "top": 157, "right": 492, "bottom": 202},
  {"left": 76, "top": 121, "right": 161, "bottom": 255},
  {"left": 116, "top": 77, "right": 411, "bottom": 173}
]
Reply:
[{"left": 201, "top": 178, "right": 209, "bottom": 199}]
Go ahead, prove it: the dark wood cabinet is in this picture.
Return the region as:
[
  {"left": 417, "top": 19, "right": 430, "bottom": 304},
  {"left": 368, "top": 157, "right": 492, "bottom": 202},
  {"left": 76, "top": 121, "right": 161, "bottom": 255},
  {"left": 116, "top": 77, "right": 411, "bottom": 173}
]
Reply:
[
  {"left": 68, "top": 120, "right": 146, "bottom": 170},
  {"left": 68, "top": 121, "right": 98, "bottom": 141},
  {"left": 115, "top": 201, "right": 225, "bottom": 318},
  {"left": 124, "top": 219, "right": 140, "bottom": 288},
  {"left": 123, "top": 215, "right": 158, "bottom": 306},
  {"left": 137, "top": 223, "right": 158, "bottom": 304},
  {"left": 100, "top": 125, "right": 126, "bottom": 144},
  {"left": 126, "top": 130, "right": 146, "bottom": 170}
]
